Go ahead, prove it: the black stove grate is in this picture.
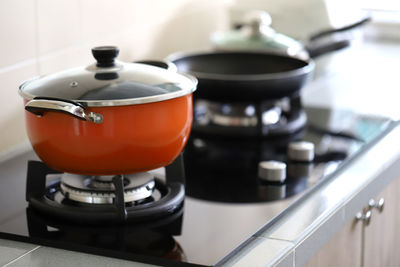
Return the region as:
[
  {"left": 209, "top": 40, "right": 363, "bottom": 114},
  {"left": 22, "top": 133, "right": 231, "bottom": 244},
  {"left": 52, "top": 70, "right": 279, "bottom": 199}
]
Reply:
[{"left": 25, "top": 155, "right": 186, "bottom": 224}]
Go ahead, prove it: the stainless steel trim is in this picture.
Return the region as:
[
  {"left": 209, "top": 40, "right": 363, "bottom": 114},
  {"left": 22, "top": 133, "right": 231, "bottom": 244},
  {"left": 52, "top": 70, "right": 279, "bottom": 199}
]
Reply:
[
  {"left": 19, "top": 73, "right": 197, "bottom": 107},
  {"left": 60, "top": 180, "right": 155, "bottom": 204},
  {"left": 59, "top": 172, "right": 157, "bottom": 204},
  {"left": 25, "top": 99, "right": 103, "bottom": 123},
  {"left": 85, "top": 61, "right": 123, "bottom": 73}
]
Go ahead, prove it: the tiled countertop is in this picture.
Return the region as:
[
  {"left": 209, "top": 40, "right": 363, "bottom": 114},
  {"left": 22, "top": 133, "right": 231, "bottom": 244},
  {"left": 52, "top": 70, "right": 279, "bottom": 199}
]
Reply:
[
  {"left": 0, "top": 239, "right": 151, "bottom": 267},
  {"left": 1, "top": 37, "right": 399, "bottom": 266}
]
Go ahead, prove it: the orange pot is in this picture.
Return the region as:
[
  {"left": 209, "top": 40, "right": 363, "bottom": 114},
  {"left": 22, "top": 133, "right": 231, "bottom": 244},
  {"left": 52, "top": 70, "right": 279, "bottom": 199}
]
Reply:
[
  {"left": 19, "top": 46, "right": 197, "bottom": 175},
  {"left": 23, "top": 95, "right": 192, "bottom": 175}
]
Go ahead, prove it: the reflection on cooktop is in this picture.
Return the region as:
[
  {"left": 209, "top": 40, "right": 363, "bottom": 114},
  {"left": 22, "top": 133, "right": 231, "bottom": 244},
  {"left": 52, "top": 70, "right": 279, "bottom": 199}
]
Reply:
[{"left": 0, "top": 106, "right": 393, "bottom": 266}]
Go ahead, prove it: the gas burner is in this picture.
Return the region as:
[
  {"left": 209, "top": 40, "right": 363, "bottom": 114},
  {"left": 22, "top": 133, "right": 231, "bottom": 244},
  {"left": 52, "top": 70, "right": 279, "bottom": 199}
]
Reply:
[
  {"left": 183, "top": 118, "right": 356, "bottom": 203},
  {"left": 25, "top": 155, "right": 186, "bottom": 224},
  {"left": 192, "top": 94, "right": 306, "bottom": 137},
  {"left": 60, "top": 173, "right": 156, "bottom": 204}
]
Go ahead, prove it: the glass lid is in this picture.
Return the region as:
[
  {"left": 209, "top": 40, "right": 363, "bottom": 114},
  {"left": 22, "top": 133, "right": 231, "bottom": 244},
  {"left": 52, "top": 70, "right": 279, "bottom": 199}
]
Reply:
[
  {"left": 211, "top": 31, "right": 303, "bottom": 55},
  {"left": 211, "top": 10, "right": 304, "bottom": 57},
  {"left": 19, "top": 46, "right": 197, "bottom": 107}
]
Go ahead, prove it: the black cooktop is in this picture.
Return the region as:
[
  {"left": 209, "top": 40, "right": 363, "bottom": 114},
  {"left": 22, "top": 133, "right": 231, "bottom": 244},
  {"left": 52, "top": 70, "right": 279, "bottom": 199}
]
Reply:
[{"left": 0, "top": 106, "right": 393, "bottom": 266}]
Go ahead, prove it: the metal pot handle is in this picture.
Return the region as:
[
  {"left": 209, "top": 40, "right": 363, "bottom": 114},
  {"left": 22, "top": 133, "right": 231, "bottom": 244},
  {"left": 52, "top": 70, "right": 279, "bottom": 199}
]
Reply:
[{"left": 25, "top": 97, "right": 103, "bottom": 124}]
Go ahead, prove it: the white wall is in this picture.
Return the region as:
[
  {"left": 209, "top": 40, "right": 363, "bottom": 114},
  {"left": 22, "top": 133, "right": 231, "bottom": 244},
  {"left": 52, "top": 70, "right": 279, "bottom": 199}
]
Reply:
[{"left": 0, "top": 0, "right": 229, "bottom": 153}]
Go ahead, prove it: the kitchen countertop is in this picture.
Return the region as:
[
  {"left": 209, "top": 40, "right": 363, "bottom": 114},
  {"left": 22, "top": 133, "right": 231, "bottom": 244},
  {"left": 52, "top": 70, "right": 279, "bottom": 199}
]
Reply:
[
  {"left": 0, "top": 36, "right": 399, "bottom": 266},
  {"left": 302, "top": 37, "right": 399, "bottom": 120},
  {"left": 219, "top": 35, "right": 400, "bottom": 265},
  {"left": 222, "top": 124, "right": 399, "bottom": 266}
]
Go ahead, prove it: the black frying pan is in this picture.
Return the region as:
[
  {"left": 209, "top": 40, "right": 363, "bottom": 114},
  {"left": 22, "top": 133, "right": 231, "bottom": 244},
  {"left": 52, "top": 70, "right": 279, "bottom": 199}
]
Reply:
[
  {"left": 166, "top": 17, "right": 371, "bottom": 102},
  {"left": 167, "top": 51, "right": 314, "bottom": 102}
]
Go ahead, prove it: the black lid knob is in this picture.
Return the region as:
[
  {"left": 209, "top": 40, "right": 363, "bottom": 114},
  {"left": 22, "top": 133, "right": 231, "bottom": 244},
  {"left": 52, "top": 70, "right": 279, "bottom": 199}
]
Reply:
[{"left": 91, "top": 46, "right": 119, "bottom": 67}]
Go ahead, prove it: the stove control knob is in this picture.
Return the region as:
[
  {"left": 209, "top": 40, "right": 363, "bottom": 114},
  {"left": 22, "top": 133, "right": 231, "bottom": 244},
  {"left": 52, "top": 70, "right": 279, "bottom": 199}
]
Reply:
[
  {"left": 258, "top": 161, "right": 286, "bottom": 183},
  {"left": 288, "top": 141, "right": 315, "bottom": 162}
]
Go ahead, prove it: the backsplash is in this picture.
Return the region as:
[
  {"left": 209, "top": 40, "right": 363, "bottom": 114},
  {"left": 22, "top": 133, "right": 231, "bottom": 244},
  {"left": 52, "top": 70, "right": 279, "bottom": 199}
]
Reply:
[{"left": 0, "top": 0, "right": 229, "bottom": 153}]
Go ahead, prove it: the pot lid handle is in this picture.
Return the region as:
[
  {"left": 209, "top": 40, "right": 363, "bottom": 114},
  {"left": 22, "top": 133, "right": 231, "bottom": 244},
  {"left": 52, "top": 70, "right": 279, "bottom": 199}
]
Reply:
[{"left": 91, "top": 46, "right": 119, "bottom": 67}]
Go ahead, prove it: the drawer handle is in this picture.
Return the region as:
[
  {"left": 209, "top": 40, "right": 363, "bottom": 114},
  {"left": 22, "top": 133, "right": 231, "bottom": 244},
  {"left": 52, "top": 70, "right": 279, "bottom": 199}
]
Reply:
[
  {"left": 356, "top": 210, "right": 372, "bottom": 226},
  {"left": 369, "top": 198, "right": 385, "bottom": 213}
]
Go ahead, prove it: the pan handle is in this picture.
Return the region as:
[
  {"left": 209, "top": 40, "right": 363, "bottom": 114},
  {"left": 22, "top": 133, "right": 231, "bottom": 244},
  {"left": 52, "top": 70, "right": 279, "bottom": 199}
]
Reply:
[
  {"left": 308, "top": 17, "right": 371, "bottom": 42},
  {"left": 306, "top": 39, "right": 350, "bottom": 58},
  {"left": 25, "top": 97, "right": 103, "bottom": 124},
  {"left": 134, "top": 60, "right": 178, "bottom": 72},
  {"left": 305, "top": 16, "right": 371, "bottom": 58}
]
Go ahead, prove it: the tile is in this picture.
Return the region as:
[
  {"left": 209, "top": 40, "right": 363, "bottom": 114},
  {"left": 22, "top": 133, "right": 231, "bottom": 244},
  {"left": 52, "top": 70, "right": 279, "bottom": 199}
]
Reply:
[
  {"left": 39, "top": 0, "right": 229, "bottom": 73},
  {"left": 0, "top": 239, "right": 38, "bottom": 266},
  {"left": 220, "top": 237, "right": 294, "bottom": 267},
  {"left": 0, "top": 110, "right": 28, "bottom": 154},
  {"left": 0, "top": 56, "right": 37, "bottom": 113},
  {"left": 0, "top": 0, "right": 36, "bottom": 68},
  {"left": 259, "top": 194, "right": 337, "bottom": 242},
  {"left": 137, "top": 2, "right": 229, "bottom": 60},
  {"left": 37, "top": 0, "right": 82, "bottom": 55},
  {"left": 80, "top": 0, "right": 209, "bottom": 46},
  {"left": 275, "top": 251, "right": 294, "bottom": 267},
  {"left": 37, "top": 45, "right": 92, "bottom": 75},
  {"left": 80, "top": 0, "right": 138, "bottom": 47},
  {"left": 262, "top": 203, "right": 345, "bottom": 242},
  {"left": 80, "top": 0, "right": 228, "bottom": 60},
  {"left": 6, "top": 246, "right": 154, "bottom": 267},
  {"left": 0, "top": 62, "right": 37, "bottom": 152},
  {"left": 293, "top": 208, "right": 345, "bottom": 266}
]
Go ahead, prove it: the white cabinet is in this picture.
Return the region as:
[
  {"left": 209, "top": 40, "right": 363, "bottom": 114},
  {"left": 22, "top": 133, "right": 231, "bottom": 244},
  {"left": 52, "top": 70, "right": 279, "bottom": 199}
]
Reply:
[
  {"left": 304, "top": 174, "right": 400, "bottom": 267},
  {"left": 363, "top": 174, "right": 400, "bottom": 267},
  {"left": 303, "top": 218, "right": 362, "bottom": 267}
]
